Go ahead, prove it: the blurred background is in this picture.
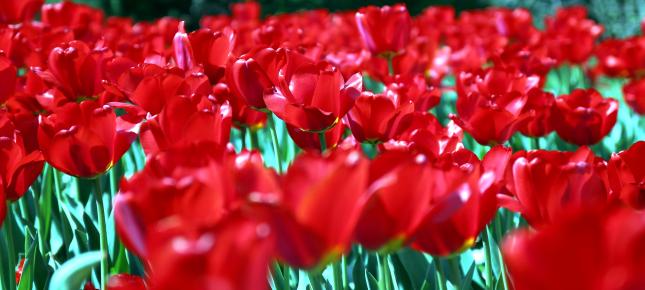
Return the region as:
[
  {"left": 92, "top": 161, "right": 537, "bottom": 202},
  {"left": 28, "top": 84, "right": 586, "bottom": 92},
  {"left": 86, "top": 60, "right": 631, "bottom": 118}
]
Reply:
[{"left": 47, "top": 0, "right": 645, "bottom": 38}]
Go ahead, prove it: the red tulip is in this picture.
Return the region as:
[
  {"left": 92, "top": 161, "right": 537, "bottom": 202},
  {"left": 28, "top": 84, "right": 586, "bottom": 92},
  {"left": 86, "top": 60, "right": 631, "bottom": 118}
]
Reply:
[
  {"left": 355, "top": 4, "right": 412, "bottom": 56},
  {"left": 139, "top": 94, "right": 232, "bottom": 156},
  {"left": 501, "top": 147, "right": 613, "bottom": 228},
  {"left": 412, "top": 147, "right": 503, "bottom": 256},
  {"left": 608, "top": 141, "right": 645, "bottom": 210},
  {"left": 35, "top": 41, "right": 107, "bottom": 99},
  {"left": 503, "top": 206, "right": 645, "bottom": 290},
  {"left": 386, "top": 74, "right": 442, "bottom": 112},
  {"left": 451, "top": 68, "right": 539, "bottom": 145},
  {"left": 0, "top": 54, "right": 17, "bottom": 104},
  {"left": 346, "top": 90, "right": 414, "bottom": 143},
  {"left": 147, "top": 208, "right": 275, "bottom": 290},
  {"left": 212, "top": 82, "right": 267, "bottom": 129},
  {"left": 227, "top": 47, "right": 283, "bottom": 109},
  {"left": 107, "top": 274, "right": 147, "bottom": 290},
  {"left": 114, "top": 145, "right": 232, "bottom": 257},
  {"left": 272, "top": 148, "right": 368, "bottom": 268},
  {"left": 115, "top": 64, "right": 211, "bottom": 115},
  {"left": 519, "top": 89, "right": 555, "bottom": 137},
  {"left": 172, "top": 21, "right": 195, "bottom": 72},
  {"left": 543, "top": 6, "right": 603, "bottom": 64},
  {"left": 230, "top": 1, "right": 261, "bottom": 23},
  {"left": 622, "top": 78, "right": 645, "bottom": 115},
  {"left": 189, "top": 28, "right": 235, "bottom": 83},
  {"left": 0, "top": 0, "right": 43, "bottom": 23},
  {"left": 0, "top": 111, "right": 44, "bottom": 200},
  {"left": 553, "top": 88, "right": 618, "bottom": 145},
  {"left": 383, "top": 112, "right": 464, "bottom": 160},
  {"left": 41, "top": 2, "right": 105, "bottom": 42},
  {"left": 264, "top": 49, "right": 362, "bottom": 132},
  {"left": 355, "top": 151, "right": 433, "bottom": 251},
  {"left": 37, "top": 100, "right": 137, "bottom": 178},
  {"left": 286, "top": 123, "right": 345, "bottom": 153}
]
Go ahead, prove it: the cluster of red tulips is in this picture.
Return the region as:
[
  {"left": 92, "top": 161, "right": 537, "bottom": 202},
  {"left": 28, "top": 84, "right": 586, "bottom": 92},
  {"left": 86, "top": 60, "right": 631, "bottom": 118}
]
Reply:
[{"left": 0, "top": 0, "right": 644, "bottom": 290}]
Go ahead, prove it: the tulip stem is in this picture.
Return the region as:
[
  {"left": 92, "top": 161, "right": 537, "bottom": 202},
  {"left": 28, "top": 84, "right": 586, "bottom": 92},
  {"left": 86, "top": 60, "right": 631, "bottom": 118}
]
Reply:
[
  {"left": 533, "top": 138, "right": 540, "bottom": 150},
  {"left": 435, "top": 258, "right": 447, "bottom": 290},
  {"left": 332, "top": 260, "right": 344, "bottom": 290},
  {"left": 250, "top": 129, "right": 260, "bottom": 150},
  {"left": 318, "top": 132, "right": 327, "bottom": 153},
  {"left": 240, "top": 127, "right": 247, "bottom": 150},
  {"left": 4, "top": 202, "right": 16, "bottom": 290},
  {"left": 378, "top": 254, "right": 392, "bottom": 290},
  {"left": 93, "top": 177, "right": 109, "bottom": 290},
  {"left": 482, "top": 227, "right": 494, "bottom": 289},
  {"left": 268, "top": 114, "right": 283, "bottom": 173},
  {"left": 308, "top": 272, "right": 323, "bottom": 290},
  {"left": 386, "top": 55, "right": 395, "bottom": 76}
]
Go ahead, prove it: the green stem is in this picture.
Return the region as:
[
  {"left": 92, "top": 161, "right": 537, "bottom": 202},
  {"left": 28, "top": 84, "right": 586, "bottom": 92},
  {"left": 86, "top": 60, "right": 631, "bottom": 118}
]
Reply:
[
  {"left": 449, "top": 257, "right": 462, "bottom": 289},
  {"left": 93, "top": 177, "right": 109, "bottom": 290},
  {"left": 379, "top": 254, "right": 392, "bottom": 290},
  {"left": 250, "top": 129, "right": 260, "bottom": 150},
  {"left": 333, "top": 260, "right": 343, "bottom": 290},
  {"left": 387, "top": 55, "right": 395, "bottom": 76},
  {"left": 533, "top": 138, "right": 540, "bottom": 150},
  {"left": 482, "top": 227, "right": 494, "bottom": 289},
  {"left": 318, "top": 132, "right": 327, "bottom": 153},
  {"left": 308, "top": 272, "right": 323, "bottom": 290},
  {"left": 492, "top": 217, "right": 509, "bottom": 290},
  {"left": 267, "top": 114, "right": 283, "bottom": 173},
  {"left": 240, "top": 127, "right": 247, "bottom": 150},
  {"left": 435, "top": 258, "right": 447, "bottom": 290},
  {"left": 5, "top": 202, "right": 16, "bottom": 290}
]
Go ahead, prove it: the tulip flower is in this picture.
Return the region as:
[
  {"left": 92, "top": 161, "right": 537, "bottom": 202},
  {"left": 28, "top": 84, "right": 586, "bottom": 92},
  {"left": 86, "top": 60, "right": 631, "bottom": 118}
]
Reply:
[
  {"left": 386, "top": 74, "right": 442, "bottom": 112},
  {"left": 383, "top": 112, "right": 464, "bottom": 160},
  {"left": 355, "top": 4, "right": 412, "bottom": 56},
  {"left": 139, "top": 94, "right": 232, "bottom": 156},
  {"left": 146, "top": 209, "right": 275, "bottom": 290},
  {"left": 608, "top": 141, "right": 645, "bottom": 209},
  {"left": 0, "top": 0, "right": 43, "bottom": 23},
  {"left": 189, "top": 27, "right": 235, "bottom": 83},
  {"left": 287, "top": 123, "right": 345, "bottom": 153},
  {"left": 503, "top": 206, "right": 645, "bottom": 290},
  {"left": 519, "top": 89, "right": 555, "bottom": 137},
  {"left": 227, "top": 47, "right": 283, "bottom": 109},
  {"left": 543, "top": 6, "right": 603, "bottom": 64},
  {"left": 114, "top": 145, "right": 232, "bottom": 257},
  {"left": 501, "top": 147, "right": 613, "bottom": 227},
  {"left": 114, "top": 64, "right": 211, "bottom": 115},
  {"left": 172, "top": 21, "right": 195, "bottom": 72},
  {"left": 552, "top": 88, "right": 618, "bottom": 146},
  {"left": 106, "top": 274, "right": 147, "bottom": 290},
  {"left": 264, "top": 49, "right": 362, "bottom": 132},
  {"left": 355, "top": 151, "right": 433, "bottom": 251},
  {"left": 35, "top": 41, "right": 107, "bottom": 100},
  {"left": 0, "top": 54, "right": 17, "bottom": 104},
  {"left": 37, "top": 100, "right": 137, "bottom": 178},
  {"left": 212, "top": 82, "right": 267, "bottom": 129},
  {"left": 622, "top": 78, "right": 645, "bottom": 115},
  {"left": 0, "top": 111, "right": 44, "bottom": 201},
  {"left": 346, "top": 90, "right": 414, "bottom": 143},
  {"left": 272, "top": 148, "right": 368, "bottom": 268},
  {"left": 451, "top": 68, "right": 539, "bottom": 145},
  {"left": 412, "top": 148, "right": 501, "bottom": 256}
]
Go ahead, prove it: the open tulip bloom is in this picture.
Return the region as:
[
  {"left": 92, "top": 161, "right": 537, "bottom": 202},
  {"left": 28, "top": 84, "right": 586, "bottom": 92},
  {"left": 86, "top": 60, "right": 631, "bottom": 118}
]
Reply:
[{"left": 0, "top": 1, "right": 644, "bottom": 290}]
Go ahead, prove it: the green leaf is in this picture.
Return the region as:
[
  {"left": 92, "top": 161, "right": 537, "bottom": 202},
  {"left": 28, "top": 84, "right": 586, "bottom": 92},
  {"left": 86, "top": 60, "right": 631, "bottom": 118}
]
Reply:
[
  {"left": 17, "top": 232, "right": 37, "bottom": 290},
  {"left": 48, "top": 252, "right": 102, "bottom": 290},
  {"left": 461, "top": 262, "right": 476, "bottom": 290}
]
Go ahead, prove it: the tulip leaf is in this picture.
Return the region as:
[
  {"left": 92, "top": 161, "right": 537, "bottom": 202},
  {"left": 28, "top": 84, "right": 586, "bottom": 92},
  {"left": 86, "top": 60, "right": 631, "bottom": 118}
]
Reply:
[
  {"left": 395, "top": 248, "right": 432, "bottom": 290},
  {"left": 17, "top": 231, "right": 37, "bottom": 290},
  {"left": 48, "top": 251, "right": 102, "bottom": 290},
  {"left": 461, "top": 262, "right": 476, "bottom": 290}
]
